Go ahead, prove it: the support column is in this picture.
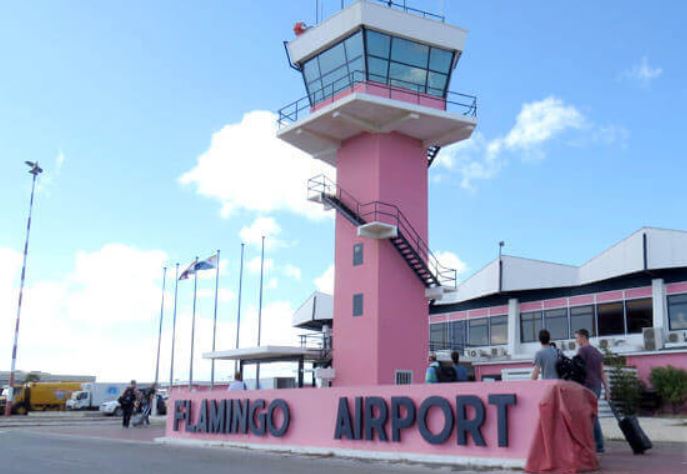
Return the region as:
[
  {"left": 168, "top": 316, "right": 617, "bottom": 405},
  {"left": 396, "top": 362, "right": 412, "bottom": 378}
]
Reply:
[
  {"left": 507, "top": 298, "right": 520, "bottom": 358},
  {"left": 652, "top": 278, "right": 667, "bottom": 332}
]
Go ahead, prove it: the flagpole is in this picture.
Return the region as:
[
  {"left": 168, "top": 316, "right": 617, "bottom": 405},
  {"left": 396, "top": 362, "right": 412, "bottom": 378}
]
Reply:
[
  {"left": 234, "top": 243, "right": 245, "bottom": 374},
  {"left": 169, "top": 263, "right": 179, "bottom": 390},
  {"left": 256, "top": 236, "right": 265, "bottom": 387},
  {"left": 210, "top": 249, "right": 220, "bottom": 388},
  {"left": 189, "top": 256, "right": 199, "bottom": 390},
  {"left": 154, "top": 266, "right": 167, "bottom": 387}
]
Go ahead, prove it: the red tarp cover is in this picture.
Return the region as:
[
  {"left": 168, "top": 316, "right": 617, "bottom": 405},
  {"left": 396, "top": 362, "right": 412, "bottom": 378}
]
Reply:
[{"left": 525, "top": 381, "right": 600, "bottom": 473}]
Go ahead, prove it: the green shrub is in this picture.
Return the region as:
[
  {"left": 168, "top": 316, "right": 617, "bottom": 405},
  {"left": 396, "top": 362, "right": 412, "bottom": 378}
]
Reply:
[
  {"left": 650, "top": 365, "right": 687, "bottom": 415},
  {"left": 603, "top": 348, "right": 642, "bottom": 416}
]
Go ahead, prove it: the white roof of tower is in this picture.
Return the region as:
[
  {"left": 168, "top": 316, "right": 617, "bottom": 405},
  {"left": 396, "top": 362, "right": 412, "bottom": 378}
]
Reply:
[{"left": 286, "top": 0, "right": 468, "bottom": 65}]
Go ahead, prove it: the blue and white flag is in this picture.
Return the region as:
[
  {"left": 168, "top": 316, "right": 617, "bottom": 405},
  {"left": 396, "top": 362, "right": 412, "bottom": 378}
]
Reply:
[{"left": 179, "top": 254, "right": 218, "bottom": 280}]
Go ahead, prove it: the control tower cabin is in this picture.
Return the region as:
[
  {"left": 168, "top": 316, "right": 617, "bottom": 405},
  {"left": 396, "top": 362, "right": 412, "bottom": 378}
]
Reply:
[{"left": 277, "top": 1, "right": 477, "bottom": 386}]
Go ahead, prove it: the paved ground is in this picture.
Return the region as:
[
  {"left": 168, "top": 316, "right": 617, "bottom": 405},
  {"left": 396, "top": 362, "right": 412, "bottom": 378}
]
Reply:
[
  {"left": 600, "top": 416, "right": 687, "bottom": 443},
  {"left": 0, "top": 416, "right": 685, "bottom": 473}
]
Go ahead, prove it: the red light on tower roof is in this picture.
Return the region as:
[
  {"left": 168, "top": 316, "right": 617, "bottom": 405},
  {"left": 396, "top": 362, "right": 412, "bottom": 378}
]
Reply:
[{"left": 293, "top": 22, "right": 307, "bottom": 36}]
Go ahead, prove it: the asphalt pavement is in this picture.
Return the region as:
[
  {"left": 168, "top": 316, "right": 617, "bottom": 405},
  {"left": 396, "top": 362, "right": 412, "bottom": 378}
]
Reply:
[
  {"left": 0, "top": 428, "right": 507, "bottom": 474},
  {"left": 0, "top": 419, "right": 685, "bottom": 474}
]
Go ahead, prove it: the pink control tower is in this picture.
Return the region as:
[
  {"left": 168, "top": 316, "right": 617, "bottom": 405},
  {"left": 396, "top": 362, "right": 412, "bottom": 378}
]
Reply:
[{"left": 278, "top": 1, "right": 476, "bottom": 386}]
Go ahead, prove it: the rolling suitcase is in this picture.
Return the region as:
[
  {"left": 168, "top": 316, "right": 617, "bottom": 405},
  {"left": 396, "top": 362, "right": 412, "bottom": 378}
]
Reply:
[{"left": 609, "top": 400, "right": 652, "bottom": 454}]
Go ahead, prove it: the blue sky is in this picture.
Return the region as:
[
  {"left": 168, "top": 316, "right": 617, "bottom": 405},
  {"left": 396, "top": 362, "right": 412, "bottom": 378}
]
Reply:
[{"left": 0, "top": 0, "right": 684, "bottom": 382}]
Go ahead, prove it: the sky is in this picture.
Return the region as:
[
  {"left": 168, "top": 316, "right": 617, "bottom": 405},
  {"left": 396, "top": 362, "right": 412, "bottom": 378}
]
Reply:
[{"left": 0, "top": 0, "right": 685, "bottom": 383}]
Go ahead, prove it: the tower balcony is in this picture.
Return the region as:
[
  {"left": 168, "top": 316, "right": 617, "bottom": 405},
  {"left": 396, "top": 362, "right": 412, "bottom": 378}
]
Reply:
[{"left": 276, "top": 74, "right": 477, "bottom": 166}]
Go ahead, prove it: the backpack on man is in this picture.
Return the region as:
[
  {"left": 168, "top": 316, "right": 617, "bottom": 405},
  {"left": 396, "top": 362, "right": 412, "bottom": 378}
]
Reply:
[
  {"left": 555, "top": 352, "right": 587, "bottom": 384},
  {"left": 433, "top": 362, "right": 458, "bottom": 383}
]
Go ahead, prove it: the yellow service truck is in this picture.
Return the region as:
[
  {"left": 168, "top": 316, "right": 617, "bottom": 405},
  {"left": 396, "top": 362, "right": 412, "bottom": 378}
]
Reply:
[{"left": 0, "top": 382, "right": 82, "bottom": 414}]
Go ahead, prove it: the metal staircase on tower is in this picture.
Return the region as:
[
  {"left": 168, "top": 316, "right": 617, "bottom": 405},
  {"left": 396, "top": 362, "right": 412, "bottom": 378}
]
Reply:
[
  {"left": 427, "top": 145, "right": 442, "bottom": 167},
  {"left": 307, "top": 175, "right": 457, "bottom": 295}
]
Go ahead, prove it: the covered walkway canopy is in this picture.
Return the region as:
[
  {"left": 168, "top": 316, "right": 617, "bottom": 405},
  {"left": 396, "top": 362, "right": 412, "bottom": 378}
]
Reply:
[{"left": 203, "top": 346, "right": 325, "bottom": 388}]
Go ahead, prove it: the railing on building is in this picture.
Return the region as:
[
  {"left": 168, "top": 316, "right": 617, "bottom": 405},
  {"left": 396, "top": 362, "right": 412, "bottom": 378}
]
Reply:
[
  {"left": 299, "top": 332, "right": 332, "bottom": 361},
  {"left": 277, "top": 70, "right": 477, "bottom": 128}
]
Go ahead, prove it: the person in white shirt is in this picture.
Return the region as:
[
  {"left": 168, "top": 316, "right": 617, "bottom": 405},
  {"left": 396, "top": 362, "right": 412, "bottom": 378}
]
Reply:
[{"left": 228, "top": 371, "right": 247, "bottom": 391}]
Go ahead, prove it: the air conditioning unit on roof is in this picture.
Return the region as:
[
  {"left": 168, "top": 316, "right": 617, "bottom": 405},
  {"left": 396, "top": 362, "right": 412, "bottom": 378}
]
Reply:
[
  {"left": 598, "top": 338, "right": 614, "bottom": 350},
  {"left": 643, "top": 327, "right": 664, "bottom": 351},
  {"left": 566, "top": 340, "right": 577, "bottom": 351},
  {"left": 665, "top": 331, "right": 687, "bottom": 348},
  {"left": 466, "top": 348, "right": 480, "bottom": 359}
]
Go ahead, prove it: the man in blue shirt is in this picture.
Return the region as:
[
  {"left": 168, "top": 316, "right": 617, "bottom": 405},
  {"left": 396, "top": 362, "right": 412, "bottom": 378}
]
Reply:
[{"left": 451, "top": 351, "right": 469, "bottom": 382}]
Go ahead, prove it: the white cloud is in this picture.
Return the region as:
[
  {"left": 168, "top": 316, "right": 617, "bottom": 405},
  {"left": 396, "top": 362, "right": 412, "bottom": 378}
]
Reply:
[
  {"left": 55, "top": 151, "right": 65, "bottom": 173},
  {"left": 246, "top": 256, "right": 274, "bottom": 275},
  {"left": 497, "top": 96, "right": 585, "bottom": 158},
  {"left": 179, "top": 110, "right": 334, "bottom": 220},
  {"left": 314, "top": 264, "right": 334, "bottom": 294},
  {"left": 622, "top": 56, "right": 663, "bottom": 86},
  {"left": 0, "top": 244, "right": 169, "bottom": 382},
  {"left": 197, "top": 288, "right": 236, "bottom": 303},
  {"left": 434, "top": 251, "right": 469, "bottom": 282},
  {"left": 239, "top": 216, "right": 284, "bottom": 250},
  {"left": 282, "top": 264, "right": 302, "bottom": 281},
  {"left": 435, "top": 97, "right": 587, "bottom": 189},
  {"left": 66, "top": 244, "right": 167, "bottom": 323}
]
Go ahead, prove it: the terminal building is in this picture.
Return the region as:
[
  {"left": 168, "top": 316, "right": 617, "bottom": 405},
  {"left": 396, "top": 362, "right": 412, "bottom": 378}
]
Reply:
[{"left": 427, "top": 227, "right": 687, "bottom": 382}]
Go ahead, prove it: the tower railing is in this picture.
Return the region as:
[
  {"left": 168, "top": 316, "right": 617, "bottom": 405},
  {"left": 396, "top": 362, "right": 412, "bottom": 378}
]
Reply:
[
  {"left": 367, "top": 0, "right": 445, "bottom": 22},
  {"left": 277, "top": 70, "right": 477, "bottom": 128},
  {"left": 328, "top": 1, "right": 446, "bottom": 24},
  {"left": 308, "top": 174, "right": 458, "bottom": 289}
]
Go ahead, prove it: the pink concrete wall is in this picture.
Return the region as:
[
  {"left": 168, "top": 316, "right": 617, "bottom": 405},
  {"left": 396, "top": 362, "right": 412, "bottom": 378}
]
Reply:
[
  {"left": 165, "top": 380, "right": 582, "bottom": 465},
  {"left": 626, "top": 352, "right": 687, "bottom": 384},
  {"left": 333, "top": 132, "right": 429, "bottom": 386}
]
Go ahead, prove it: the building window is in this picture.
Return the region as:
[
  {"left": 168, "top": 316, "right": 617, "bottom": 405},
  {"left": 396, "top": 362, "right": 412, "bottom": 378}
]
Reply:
[
  {"left": 353, "top": 243, "right": 363, "bottom": 266},
  {"left": 490, "top": 315, "right": 508, "bottom": 345},
  {"left": 597, "top": 302, "right": 625, "bottom": 336},
  {"left": 626, "top": 298, "right": 653, "bottom": 334},
  {"left": 353, "top": 293, "right": 364, "bottom": 317},
  {"left": 429, "top": 323, "right": 446, "bottom": 351},
  {"left": 448, "top": 320, "right": 467, "bottom": 351},
  {"left": 668, "top": 294, "right": 687, "bottom": 330},
  {"left": 544, "top": 308, "right": 569, "bottom": 340},
  {"left": 468, "top": 318, "right": 489, "bottom": 346},
  {"left": 520, "top": 311, "right": 543, "bottom": 343},
  {"left": 570, "top": 305, "right": 596, "bottom": 337}
]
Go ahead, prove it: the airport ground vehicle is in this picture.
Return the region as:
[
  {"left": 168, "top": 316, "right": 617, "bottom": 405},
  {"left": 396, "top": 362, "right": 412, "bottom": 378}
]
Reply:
[
  {"left": 66, "top": 382, "right": 128, "bottom": 410},
  {"left": 0, "top": 382, "right": 82, "bottom": 414}
]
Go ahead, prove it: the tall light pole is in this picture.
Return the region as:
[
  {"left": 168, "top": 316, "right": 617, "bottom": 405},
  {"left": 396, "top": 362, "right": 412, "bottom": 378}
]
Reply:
[{"left": 5, "top": 161, "right": 43, "bottom": 417}]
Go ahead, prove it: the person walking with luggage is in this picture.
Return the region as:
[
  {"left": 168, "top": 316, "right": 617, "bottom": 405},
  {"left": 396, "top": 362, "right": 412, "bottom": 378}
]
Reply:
[
  {"left": 575, "top": 329, "right": 609, "bottom": 454},
  {"left": 531, "top": 330, "right": 560, "bottom": 380},
  {"left": 118, "top": 380, "right": 138, "bottom": 428},
  {"left": 451, "top": 351, "right": 469, "bottom": 382}
]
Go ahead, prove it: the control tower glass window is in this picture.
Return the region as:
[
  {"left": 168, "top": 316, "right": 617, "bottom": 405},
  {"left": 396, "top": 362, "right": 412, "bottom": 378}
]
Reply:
[
  {"left": 302, "top": 31, "right": 364, "bottom": 105},
  {"left": 300, "top": 29, "right": 456, "bottom": 105},
  {"left": 365, "top": 29, "right": 454, "bottom": 97}
]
